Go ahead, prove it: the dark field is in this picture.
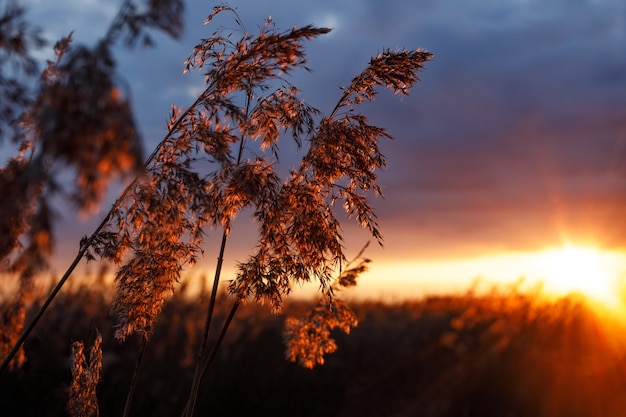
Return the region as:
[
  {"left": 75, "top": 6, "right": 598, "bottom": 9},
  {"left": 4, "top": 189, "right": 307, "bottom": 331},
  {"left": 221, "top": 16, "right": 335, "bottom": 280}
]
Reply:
[{"left": 2, "top": 280, "right": 626, "bottom": 417}]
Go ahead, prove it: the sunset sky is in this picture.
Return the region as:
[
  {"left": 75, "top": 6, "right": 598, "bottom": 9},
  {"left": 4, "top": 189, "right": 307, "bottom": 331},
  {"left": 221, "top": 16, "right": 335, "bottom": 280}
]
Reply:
[{"left": 16, "top": 0, "right": 626, "bottom": 300}]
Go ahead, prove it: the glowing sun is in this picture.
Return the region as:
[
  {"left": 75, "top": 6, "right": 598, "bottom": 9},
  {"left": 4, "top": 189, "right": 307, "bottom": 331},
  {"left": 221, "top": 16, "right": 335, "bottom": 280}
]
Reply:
[{"left": 532, "top": 245, "right": 622, "bottom": 307}]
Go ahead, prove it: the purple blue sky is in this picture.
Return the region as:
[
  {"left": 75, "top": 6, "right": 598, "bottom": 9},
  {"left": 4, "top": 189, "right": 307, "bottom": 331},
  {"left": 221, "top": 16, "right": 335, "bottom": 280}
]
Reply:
[{"left": 14, "top": 0, "right": 626, "bottom": 298}]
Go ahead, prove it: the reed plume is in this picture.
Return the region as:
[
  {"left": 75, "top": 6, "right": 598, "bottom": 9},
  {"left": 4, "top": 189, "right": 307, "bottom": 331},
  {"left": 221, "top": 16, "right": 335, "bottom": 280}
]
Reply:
[
  {"left": 0, "top": 4, "right": 432, "bottom": 416},
  {"left": 67, "top": 330, "right": 102, "bottom": 417}
]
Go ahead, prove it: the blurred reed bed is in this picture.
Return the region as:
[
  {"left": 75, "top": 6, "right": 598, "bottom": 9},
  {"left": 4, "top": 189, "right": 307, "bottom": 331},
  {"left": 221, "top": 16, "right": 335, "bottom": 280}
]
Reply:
[{"left": 1, "top": 275, "right": 626, "bottom": 417}]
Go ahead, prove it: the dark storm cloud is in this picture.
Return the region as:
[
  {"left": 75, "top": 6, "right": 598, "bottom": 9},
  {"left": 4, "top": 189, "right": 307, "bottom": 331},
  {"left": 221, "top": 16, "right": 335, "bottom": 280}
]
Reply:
[
  {"left": 18, "top": 0, "right": 626, "bottom": 265},
  {"left": 336, "top": 0, "right": 626, "bottom": 258}
]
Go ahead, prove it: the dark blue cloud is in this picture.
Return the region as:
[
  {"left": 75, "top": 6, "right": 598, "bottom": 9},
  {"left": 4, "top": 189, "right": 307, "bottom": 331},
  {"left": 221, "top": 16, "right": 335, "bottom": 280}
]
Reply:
[{"left": 16, "top": 0, "right": 626, "bottom": 266}]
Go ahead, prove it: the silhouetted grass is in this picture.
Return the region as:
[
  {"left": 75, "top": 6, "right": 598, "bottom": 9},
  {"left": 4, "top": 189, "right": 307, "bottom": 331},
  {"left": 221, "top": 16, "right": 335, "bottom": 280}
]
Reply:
[{"left": 2, "top": 279, "right": 625, "bottom": 417}]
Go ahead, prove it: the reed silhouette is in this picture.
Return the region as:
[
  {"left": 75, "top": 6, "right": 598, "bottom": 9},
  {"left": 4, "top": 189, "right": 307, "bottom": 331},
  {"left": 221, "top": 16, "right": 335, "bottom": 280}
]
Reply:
[{"left": 0, "top": 2, "right": 432, "bottom": 415}]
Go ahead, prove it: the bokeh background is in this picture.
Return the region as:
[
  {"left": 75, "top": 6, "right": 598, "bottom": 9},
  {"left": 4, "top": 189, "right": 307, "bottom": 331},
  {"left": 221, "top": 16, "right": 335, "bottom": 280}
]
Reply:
[
  {"left": 3, "top": 2, "right": 626, "bottom": 416},
  {"left": 13, "top": 0, "right": 625, "bottom": 299}
]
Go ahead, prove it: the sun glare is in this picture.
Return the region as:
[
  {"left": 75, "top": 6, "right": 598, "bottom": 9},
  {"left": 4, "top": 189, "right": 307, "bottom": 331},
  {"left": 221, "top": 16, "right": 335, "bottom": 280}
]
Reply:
[{"left": 532, "top": 245, "right": 623, "bottom": 308}]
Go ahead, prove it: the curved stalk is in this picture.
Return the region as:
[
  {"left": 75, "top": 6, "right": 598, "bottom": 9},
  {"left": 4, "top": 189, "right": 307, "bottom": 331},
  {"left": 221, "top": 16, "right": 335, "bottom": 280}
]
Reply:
[
  {"left": 0, "top": 83, "right": 214, "bottom": 376},
  {"left": 181, "top": 299, "right": 241, "bottom": 417},
  {"left": 199, "top": 300, "right": 240, "bottom": 386},
  {"left": 0, "top": 245, "right": 85, "bottom": 374},
  {"left": 122, "top": 336, "right": 149, "bottom": 417},
  {"left": 183, "top": 232, "right": 228, "bottom": 417}
]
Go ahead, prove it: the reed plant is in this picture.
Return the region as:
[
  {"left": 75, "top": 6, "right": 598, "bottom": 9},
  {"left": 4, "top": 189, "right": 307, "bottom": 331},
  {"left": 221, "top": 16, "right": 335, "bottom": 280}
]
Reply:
[{"left": 0, "top": 2, "right": 432, "bottom": 415}]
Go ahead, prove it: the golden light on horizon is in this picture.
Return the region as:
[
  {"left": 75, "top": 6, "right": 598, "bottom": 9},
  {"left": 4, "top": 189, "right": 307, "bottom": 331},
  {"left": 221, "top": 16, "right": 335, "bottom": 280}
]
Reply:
[
  {"left": 344, "top": 244, "right": 626, "bottom": 310},
  {"left": 530, "top": 244, "right": 625, "bottom": 309}
]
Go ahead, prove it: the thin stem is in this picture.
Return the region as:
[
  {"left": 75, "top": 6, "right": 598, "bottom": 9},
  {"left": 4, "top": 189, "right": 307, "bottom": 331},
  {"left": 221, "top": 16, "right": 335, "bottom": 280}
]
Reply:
[
  {"left": 180, "top": 300, "right": 241, "bottom": 417},
  {"left": 328, "top": 87, "right": 351, "bottom": 119},
  {"left": 122, "top": 336, "right": 149, "bottom": 417},
  {"left": 183, "top": 232, "right": 228, "bottom": 417},
  {"left": 0, "top": 84, "right": 215, "bottom": 377},
  {"left": 183, "top": 91, "right": 252, "bottom": 417},
  {"left": 204, "top": 234, "right": 229, "bottom": 354},
  {"left": 198, "top": 300, "right": 240, "bottom": 386},
  {"left": 0, "top": 240, "right": 87, "bottom": 375}
]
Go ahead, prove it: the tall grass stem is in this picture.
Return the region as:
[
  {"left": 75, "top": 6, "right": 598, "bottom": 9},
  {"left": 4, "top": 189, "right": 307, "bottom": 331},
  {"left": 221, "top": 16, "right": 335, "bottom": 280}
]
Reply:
[{"left": 122, "top": 337, "right": 148, "bottom": 417}]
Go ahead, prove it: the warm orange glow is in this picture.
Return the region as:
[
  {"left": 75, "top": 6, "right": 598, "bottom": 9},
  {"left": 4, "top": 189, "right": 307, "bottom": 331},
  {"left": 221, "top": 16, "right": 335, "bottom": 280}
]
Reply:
[
  {"left": 334, "top": 244, "right": 626, "bottom": 310},
  {"left": 530, "top": 244, "right": 624, "bottom": 308}
]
